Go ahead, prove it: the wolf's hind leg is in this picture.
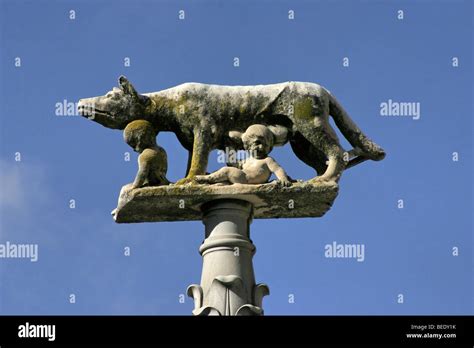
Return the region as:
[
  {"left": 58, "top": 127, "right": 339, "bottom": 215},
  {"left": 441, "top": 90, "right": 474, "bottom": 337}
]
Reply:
[
  {"left": 291, "top": 97, "right": 346, "bottom": 183},
  {"left": 305, "top": 127, "right": 346, "bottom": 183}
]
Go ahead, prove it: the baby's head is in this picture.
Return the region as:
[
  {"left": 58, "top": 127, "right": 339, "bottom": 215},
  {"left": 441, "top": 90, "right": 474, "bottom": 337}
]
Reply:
[
  {"left": 242, "top": 124, "right": 274, "bottom": 159},
  {"left": 123, "top": 120, "right": 157, "bottom": 153}
]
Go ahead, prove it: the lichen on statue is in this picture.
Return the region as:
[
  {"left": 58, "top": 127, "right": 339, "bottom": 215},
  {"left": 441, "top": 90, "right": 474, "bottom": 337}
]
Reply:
[{"left": 78, "top": 76, "right": 386, "bottom": 186}]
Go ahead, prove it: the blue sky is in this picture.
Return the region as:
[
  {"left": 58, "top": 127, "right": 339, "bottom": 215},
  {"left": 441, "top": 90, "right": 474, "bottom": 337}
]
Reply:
[{"left": 0, "top": 0, "right": 472, "bottom": 315}]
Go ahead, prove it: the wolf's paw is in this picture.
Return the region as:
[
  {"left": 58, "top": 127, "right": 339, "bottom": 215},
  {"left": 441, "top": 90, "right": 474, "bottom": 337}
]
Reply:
[
  {"left": 175, "top": 177, "right": 197, "bottom": 185},
  {"left": 308, "top": 176, "right": 337, "bottom": 185},
  {"left": 193, "top": 175, "right": 209, "bottom": 184},
  {"left": 272, "top": 178, "right": 292, "bottom": 187}
]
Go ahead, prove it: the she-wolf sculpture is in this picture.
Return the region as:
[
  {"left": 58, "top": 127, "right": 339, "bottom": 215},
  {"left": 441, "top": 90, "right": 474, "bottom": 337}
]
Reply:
[{"left": 78, "top": 76, "right": 385, "bottom": 184}]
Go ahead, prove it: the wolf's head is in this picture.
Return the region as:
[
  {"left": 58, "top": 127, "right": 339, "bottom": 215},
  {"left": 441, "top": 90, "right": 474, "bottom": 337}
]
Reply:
[{"left": 78, "top": 76, "right": 152, "bottom": 129}]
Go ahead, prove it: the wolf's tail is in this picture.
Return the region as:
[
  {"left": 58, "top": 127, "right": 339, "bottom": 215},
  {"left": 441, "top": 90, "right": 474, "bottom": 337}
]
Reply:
[{"left": 327, "top": 90, "right": 385, "bottom": 161}]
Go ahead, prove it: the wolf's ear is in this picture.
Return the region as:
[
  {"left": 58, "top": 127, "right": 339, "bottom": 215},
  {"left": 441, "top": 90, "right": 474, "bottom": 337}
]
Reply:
[
  {"left": 119, "top": 75, "right": 150, "bottom": 105},
  {"left": 119, "top": 76, "right": 139, "bottom": 98}
]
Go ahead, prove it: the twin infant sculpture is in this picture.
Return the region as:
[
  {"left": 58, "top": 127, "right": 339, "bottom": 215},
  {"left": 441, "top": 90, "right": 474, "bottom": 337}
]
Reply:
[
  {"left": 124, "top": 119, "right": 292, "bottom": 189},
  {"left": 78, "top": 76, "right": 386, "bottom": 190}
]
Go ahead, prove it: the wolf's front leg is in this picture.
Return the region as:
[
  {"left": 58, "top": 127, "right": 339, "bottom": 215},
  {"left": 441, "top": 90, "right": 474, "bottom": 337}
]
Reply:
[{"left": 176, "top": 129, "right": 211, "bottom": 185}]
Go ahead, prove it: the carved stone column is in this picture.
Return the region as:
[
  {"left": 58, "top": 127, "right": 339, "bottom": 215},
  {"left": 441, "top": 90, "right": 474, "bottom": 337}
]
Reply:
[
  {"left": 112, "top": 182, "right": 340, "bottom": 315},
  {"left": 187, "top": 199, "right": 269, "bottom": 316}
]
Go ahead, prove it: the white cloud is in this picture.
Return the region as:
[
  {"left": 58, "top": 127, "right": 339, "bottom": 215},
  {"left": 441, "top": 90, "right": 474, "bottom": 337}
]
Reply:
[
  {"left": 0, "top": 160, "right": 24, "bottom": 210},
  {"left": 0, "top": 159, "right": 51, "bottom": 234}
]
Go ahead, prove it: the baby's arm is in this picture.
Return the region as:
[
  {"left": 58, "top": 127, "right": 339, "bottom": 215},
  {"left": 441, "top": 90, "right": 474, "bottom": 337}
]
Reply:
[{"left": 265, "top": 157, "right": 292, "bottom": 186}]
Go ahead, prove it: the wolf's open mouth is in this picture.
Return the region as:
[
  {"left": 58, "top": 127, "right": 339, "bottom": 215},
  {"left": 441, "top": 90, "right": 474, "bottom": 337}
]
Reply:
[{"left": 77, "top": 105, "right": 111, "bottom": 118}]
